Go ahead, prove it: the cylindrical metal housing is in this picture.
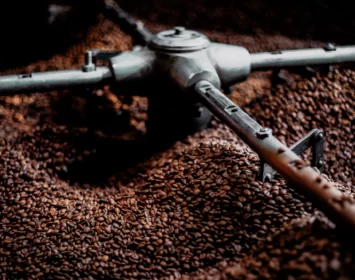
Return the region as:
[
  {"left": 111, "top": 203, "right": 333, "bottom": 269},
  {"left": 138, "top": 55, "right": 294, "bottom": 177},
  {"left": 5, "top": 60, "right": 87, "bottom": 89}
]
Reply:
[
  {"left": 208, "top": 43, "right": 251, "bottom": 86},
  {"left": 0, "top": 67, "right": 112, "bottom": 95},
  {"left": 109, "top": 49, "right": 156, "bottom": 83},
  {"left": 250, "top": 45, "right": 355, "bottom": 70},
  {"left": 168, "top": 52, "right": 220, "bottom": 89}
]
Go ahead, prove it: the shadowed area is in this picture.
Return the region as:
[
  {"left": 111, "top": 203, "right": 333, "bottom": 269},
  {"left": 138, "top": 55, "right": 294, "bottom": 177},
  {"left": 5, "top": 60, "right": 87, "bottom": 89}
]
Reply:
[
  {"left": 0, "top": 1, "right": 103, "bottom": 70},
  {"left": 119, "top": 0, "right": 355, "bottom": 44}
]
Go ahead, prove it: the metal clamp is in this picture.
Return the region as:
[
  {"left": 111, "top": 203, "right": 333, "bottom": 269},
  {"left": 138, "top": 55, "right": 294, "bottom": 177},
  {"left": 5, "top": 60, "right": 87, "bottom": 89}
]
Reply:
[{"left": 258, "top": 128, "right": 325, "bottom": 181}]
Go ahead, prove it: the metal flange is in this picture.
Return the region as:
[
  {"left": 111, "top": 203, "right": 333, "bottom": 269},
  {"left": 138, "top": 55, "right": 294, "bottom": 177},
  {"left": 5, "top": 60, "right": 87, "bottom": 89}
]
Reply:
[{"left": 149, "top": 26, "right": 210, "bottom": 53}]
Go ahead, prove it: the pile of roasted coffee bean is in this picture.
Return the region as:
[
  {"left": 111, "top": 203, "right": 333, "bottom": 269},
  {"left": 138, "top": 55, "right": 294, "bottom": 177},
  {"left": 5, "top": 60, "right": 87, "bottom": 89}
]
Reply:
[
  {"left": 185, "top": 213, "right": 354, "bottom": 280},
  {"left": 1, "top": 12, "right": 354, "bottom": 280},
  {"left": 0, "top": 129, "right": 318, "bottom": 279}
]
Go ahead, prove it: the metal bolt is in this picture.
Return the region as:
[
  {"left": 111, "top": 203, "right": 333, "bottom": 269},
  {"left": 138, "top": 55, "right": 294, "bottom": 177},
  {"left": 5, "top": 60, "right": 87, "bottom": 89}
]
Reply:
[
  {"left": 194, "top": 106, "right": 204, "bottom": 117},
  {"left": 85, "top": 50, "right": 93, "bottom": 65},
  {"left": 133, "top": 46, "right": 143, "bottom": 52},
  {"left": 174, "top": 26, "right": 186, "bottom": 35},
  {"left": 136, "top": 20, "right": 144, "bottom": 29},
  {"left": 83, "top": 51, "right": 96, "bottom": 72},
  {"left": 256, "top": 127, "right": 272, "bottom": 139},
  {"left": 317, "top": 132, "right": 324, "bottom": 141},
  {"left": 318, "top": 160, "right": 324, "bottom": 167},
  {"left": 324, "top": 43, "right": 336, "bottom": 52}
]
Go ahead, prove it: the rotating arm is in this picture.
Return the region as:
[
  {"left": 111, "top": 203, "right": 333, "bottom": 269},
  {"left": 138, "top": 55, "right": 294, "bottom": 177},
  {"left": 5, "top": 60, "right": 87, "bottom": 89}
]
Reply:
[
  {"left": 0, "top": 67, "right": 113, "bottom": 95},
  {"left": 194, "top": 80, "right": 355, "bottom": 232},
  {"left": 250, "top": 45, "right": 355, "bottom": 71},
  {"left": 104, "top": 2, "right": 153, "bottom": 46},
  {"left": 0, "top": 48, "right": 156, "bottom": 96},
  {"left": 209, "top": 43, "right": 355, "bottom": 88}
]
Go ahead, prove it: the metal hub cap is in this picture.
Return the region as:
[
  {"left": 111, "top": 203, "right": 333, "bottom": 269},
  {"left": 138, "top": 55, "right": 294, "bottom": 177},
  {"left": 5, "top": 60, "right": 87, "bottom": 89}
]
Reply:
[{"left": 149, "top": 26, "right": 210, "bottom": 52}]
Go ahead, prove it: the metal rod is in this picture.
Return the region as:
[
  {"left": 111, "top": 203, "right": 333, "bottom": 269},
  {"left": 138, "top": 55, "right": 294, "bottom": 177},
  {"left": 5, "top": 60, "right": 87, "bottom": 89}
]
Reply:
[
  {"left": 250, "top": 45, "right": 355, "bottom": 70},
  {"left": 0, "top": 67, "right": 112, "bottom": 95},
  {"left": 194, "top": 80, "right": 355, "bottom": 232},
  {"left": 104, "top": 2, "right": 153, "bottom": 46}
]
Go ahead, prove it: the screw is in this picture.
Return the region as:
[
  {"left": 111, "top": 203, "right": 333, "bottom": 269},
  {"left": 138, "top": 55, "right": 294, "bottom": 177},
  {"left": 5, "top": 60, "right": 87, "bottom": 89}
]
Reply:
[
  {"left": 85, "top": 51, "right": 92, "bottom": 64},
  {"left": 136, "top": 20, "right": 144, "bottom": 29},
  {"left": 174, "top": 26, "right": 186, "bottom": 35},
  {"left": 83, "top": 50, "right": 96, "bottom": 72},
  {"left": 193, "top": 106, "right": 204, "bottom": 117},
  {"left": 318, "top": 160, "right": 324, "bottom": 167},
  {"left": 324, "top": 43, "right": 336, "bottom": 52},
  {"left": 256, "top": 127, "right": 272, "bottom": 139}
]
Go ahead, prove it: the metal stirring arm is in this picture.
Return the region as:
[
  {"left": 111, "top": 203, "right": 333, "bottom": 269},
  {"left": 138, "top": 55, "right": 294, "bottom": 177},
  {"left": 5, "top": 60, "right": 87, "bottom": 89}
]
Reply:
[
  {"left": 250, "top": 44, "right": 355, "bottom": 71},
  {"left": 0, "top": 66, "right": 113, "bottom": 95},
  {"left": 0, "top": 47, "right": 155, "bottom": 96},
  {"left": 194, "top": 80, "right": 355, "bottom": 232},
  {"left": 2, "top": 1, "right": 355, "bottom": 96},
  {"left": 104, "top": 1, "right": 153, "bottom": 46}
]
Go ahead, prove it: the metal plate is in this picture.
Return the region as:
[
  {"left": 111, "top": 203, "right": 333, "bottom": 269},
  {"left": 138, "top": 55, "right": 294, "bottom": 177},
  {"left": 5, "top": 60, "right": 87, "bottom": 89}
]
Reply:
[{"left": 149, "top": 26, "right": 210, "bottom": 52}]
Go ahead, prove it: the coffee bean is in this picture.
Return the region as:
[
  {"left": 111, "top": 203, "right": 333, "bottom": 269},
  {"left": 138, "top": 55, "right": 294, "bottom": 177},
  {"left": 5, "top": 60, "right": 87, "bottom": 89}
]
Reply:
[{"left": 0, "top": 9, "right": 354, "bottom": 280}]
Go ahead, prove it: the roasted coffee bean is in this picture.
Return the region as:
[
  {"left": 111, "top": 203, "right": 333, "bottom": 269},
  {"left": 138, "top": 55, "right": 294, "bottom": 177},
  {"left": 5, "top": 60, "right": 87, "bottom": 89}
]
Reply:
[
  {"left": 239, "top": 68, "right": 354, "bottom": 186},
  {"left": 0, "top": 6, "right": 354, "bottom": 280}
]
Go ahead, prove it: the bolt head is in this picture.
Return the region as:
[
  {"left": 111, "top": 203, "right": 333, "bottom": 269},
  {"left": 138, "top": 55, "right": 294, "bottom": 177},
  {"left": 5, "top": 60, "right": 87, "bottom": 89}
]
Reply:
[
  {"left": 82, "top": 64, "right": 96, "bottom": 72},
  {"left": 193, "top": 106, "right": 204, "bottom": 117},
  {"left": 256, "top": 127, "right": 272, "bottom": 139},
  {"left": 149, "top": 27, "right": 210, "bottom": 52},
  {"left": 324, "top": 43, "right": 336, "bottom": 51},
  {"left": 174, "top": 26, "right": 186, "bottom": 35},
  {"left": 136, "top": 20, "right": 144, "bottom": 29}
]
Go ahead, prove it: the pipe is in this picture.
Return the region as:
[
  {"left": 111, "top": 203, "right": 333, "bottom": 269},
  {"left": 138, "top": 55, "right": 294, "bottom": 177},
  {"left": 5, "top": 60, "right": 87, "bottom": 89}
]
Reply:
[
  {"left": 0, "top": 66, "right": 112, "bottom": 95},
  {"left": 250, "top": 45, "right": 355, "bottom": 71}
]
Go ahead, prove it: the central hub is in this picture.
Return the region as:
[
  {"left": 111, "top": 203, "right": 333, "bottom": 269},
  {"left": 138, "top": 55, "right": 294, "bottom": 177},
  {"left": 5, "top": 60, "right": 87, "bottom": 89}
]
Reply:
[{"left": 149, "top": 26, "right": 210, "bottom": 53}]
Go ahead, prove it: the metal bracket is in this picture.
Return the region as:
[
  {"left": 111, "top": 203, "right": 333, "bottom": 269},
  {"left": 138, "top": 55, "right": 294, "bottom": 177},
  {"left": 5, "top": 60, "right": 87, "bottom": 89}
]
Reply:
[{"left": 258, "top": 128, "right": 325, "bottom": 181}]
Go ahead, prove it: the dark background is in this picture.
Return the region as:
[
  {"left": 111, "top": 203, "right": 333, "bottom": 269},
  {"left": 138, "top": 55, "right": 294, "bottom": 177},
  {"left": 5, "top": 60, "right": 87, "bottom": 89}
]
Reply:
[
  {"left": 118, "top": 0, "right": 355, "bottom": 43},
  {"left": 0, "top": 1, "right": 102, "bottom": 70},
  {"left": 0, "top": 0, "right": 354, "bottom": 69}
]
